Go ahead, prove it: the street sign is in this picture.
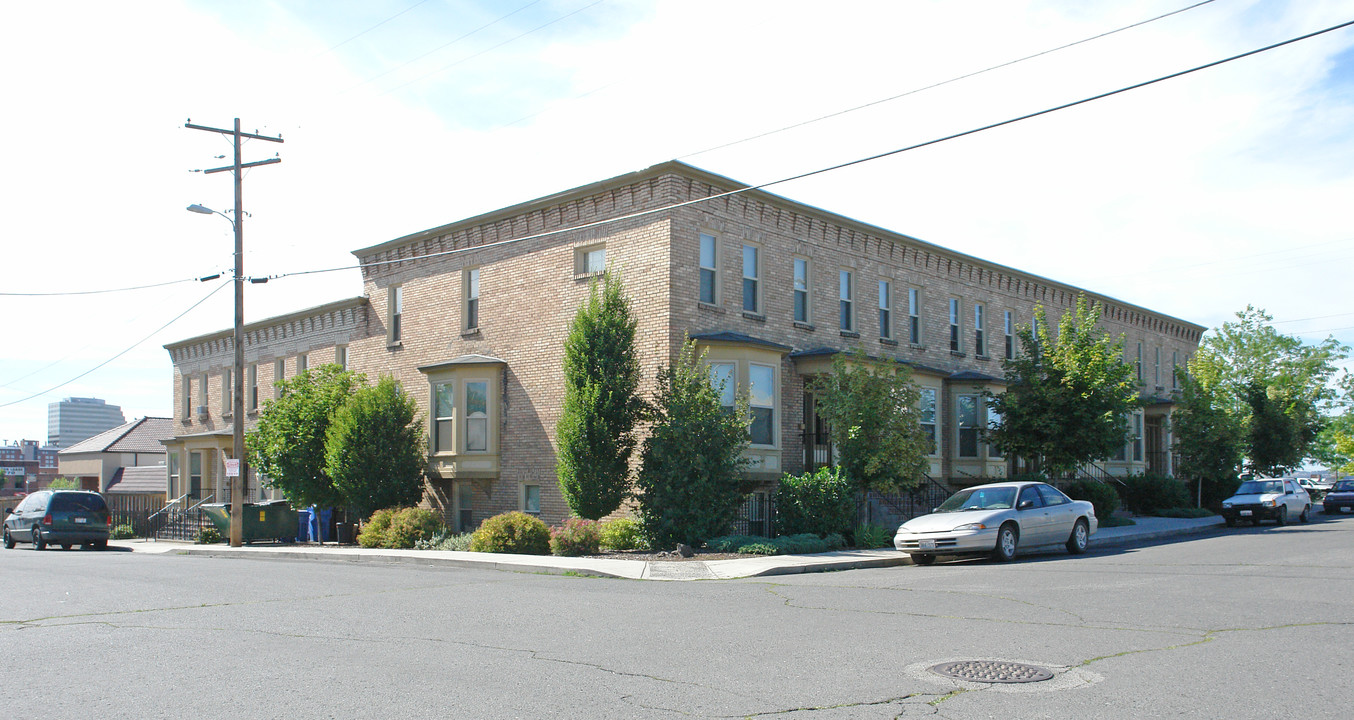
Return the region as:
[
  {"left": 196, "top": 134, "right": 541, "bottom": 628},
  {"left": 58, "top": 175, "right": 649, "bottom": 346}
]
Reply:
[{"left": 225, "top": 459, "right": 240, "bottom": 478}]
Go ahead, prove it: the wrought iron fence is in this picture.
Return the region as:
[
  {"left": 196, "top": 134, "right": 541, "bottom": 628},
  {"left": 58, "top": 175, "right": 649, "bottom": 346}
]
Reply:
[{"left": 728, "top": 492, "right": 774, "bottom": 537}]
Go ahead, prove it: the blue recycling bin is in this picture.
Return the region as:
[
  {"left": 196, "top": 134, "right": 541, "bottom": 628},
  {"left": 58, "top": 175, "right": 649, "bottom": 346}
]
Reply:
[
  {"left": 296, "top": 509, "right": 313, "bottom": 542},
  {"left": 308, "top": 507, "right": 333, "bottom": 542}
]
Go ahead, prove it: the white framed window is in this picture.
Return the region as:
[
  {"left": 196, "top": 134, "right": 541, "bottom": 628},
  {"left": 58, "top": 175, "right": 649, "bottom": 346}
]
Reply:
[
  {"left": 465, "top": 380, "right": 489, "bottom": 452},
  {"left": 576, "top": 244, "right": 606, "bottom": 275},
  {"left": 793, "top": 258, "right": 810, "bottom": 323},
  {"left": 465, "top": 268, "right": 480, "bottom": 331},
  {"left": 181, "top": 375, "right": 191, "bottom": 419},
  {"left": 748, "top": 363, "right": 776, "bottom": 446},
  {"left": 908, "top": 288, "right": 921, "bottom": 345},
  {"left": 274, "top": 359, "right": 286, "bottom": 398},
  {"left": 297, "top": 353, "right": 308, "bottom": 375},
  {"left": 987, "top": 403, "right": 1003, "bottom": 459},
  {"left": 221, "top": 369, "right": 232, "bottom": 414},
  {"left": 1154, "top": 347, "right": 1161, "bottom": 387},
  {"left": 699, "top": 233, "right": 718, "bottom": 305},
  {"left": 1172, "top": 351, "right": 1179, "bottom": 389},
  {"left": 198, "top": 375, "right": 208, "bottom": 415},
  {"left": 247, "top": 364, "right": 258, "bottom": 411},
  {"left": 710, "top": 363, "right": 736, "bottom": 413},
  {"left": 434, "top": 382, "right": 455, "bottom": 453},
  {"left": 1133, "top": 412, "right": 1143, "bottom": 461},
  {"left": 742, "top": 244, "right": 759, "bottom": 313},
  {"left": 1136, "top": 342, "right": 1143, "bottom": 382},
  {"left": 1004, "top": 311, "right": 1015, "bottom": 360},
  {"left": 918, "top": 388, "right": 937, "bottom": 455},
  {"left": 189, "top": 452, "right": 203, "bottom": 499},
  {"left": 957, "top": 395, "right": 979, "bottom": 458},
  {"left": 974, "top": 303, "right": 985, "bottom": 357},
  {"left": 839, "top": 270, "right": 853, "bottom": 332},
  {"left": 523, "top": 484, "right": 541, "bottom": 515},
  {"left": 335, "top": 345, "right": 347, "bottom": 371},
  {"left": 456, "top": 481, "right": 474, "bottom": 532},
  {"left": 168, "top": 453, "right": 180, "bottom": 497},
  {"left": 949, "top": 298, "right": 961, "bottom": 352},
  {"left": 389, "top": 285, "right": 403, "bottom": 344},
  {"left": 878, "top": 280, "right": 891, "bottom": 339}
]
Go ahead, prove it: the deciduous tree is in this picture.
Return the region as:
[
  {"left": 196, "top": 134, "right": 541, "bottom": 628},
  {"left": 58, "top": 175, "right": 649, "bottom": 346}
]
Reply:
[
  {"left": 324, "top": 375, "right": 427, "bottom": 520},
  {"left": 247, "top": 364, "right": 361, "bottom": 509}
]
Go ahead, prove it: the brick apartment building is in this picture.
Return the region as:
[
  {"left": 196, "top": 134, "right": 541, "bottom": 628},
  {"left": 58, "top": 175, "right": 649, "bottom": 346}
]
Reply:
[{"left": 163, "top": 161, "right": 1204, "bottom": 530}]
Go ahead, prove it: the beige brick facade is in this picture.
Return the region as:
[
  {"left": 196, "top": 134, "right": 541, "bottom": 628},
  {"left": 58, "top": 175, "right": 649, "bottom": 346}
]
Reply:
[{"left": 163, "top": 162, "right": 1203, "bottom": 528}]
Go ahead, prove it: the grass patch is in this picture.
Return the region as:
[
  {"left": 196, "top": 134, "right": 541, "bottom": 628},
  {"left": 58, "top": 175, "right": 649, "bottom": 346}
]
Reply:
[{"left": 1099, "top": 516, "right": 1137, "bottom": 528}]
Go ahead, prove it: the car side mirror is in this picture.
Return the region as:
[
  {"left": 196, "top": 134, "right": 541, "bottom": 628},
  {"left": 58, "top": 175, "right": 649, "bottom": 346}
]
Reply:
[{"left": 1018, "top": 500, "right": 1035, "bottom": 510}]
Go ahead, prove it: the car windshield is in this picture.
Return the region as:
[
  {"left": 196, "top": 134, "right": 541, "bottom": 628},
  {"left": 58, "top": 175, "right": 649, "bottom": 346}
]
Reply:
[
  {"left": 936, "top": 487, "right": 1017, "bottom": 512},
  {"left": 1236, "top": 481, "right": 1282, "bottom": 495},
  {"left": 49, "top": 493, "right": 107, "bottom": 513},
  {"left": 1334, "top": 481, "right": 1354, "bottom": 492}
]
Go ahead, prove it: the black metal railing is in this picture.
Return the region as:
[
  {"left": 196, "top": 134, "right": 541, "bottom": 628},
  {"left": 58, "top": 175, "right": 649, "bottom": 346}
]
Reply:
[
  {"left": 729, "top": 493, "right": 775, "bottom": 537},
  {"left": 803, "top": 431, "right": 833, "bottom": 472}
]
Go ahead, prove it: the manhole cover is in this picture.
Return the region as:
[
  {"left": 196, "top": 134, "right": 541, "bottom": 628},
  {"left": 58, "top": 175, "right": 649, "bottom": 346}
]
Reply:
[{"left": 929, "top": 660, "right": 1054, "bottom": 684}]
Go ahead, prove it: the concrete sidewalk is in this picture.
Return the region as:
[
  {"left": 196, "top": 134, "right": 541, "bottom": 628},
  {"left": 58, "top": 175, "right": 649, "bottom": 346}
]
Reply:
[{"left": 111, "top": 514, "right": 1225, "bottom": 581}]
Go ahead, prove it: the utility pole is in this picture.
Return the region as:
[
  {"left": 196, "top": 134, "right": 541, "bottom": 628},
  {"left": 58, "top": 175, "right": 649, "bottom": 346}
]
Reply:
[{"left": 186, "top": 118, "right": 283, "bottom": 548}]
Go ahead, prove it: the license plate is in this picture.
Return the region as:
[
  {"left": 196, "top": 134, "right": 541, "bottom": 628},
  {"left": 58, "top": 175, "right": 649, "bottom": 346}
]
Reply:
[
  {"left": 1342, "top": 507, "right": 1351, "bottom": 513},
  {"left": 919, "top": 539, "right": 936, "bottom": 550},
  {"left": 1239, "top": 510, "right": 1252, "bottom": 516},
  {"left": 74, "top": 517, "right": 87, "bottom": 524}
]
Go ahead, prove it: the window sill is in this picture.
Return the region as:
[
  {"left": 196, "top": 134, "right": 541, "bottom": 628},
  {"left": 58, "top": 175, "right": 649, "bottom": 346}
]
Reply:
[
  {"left": 698, "top": 301, "right": 725, "bottom": 314},
  {"left": 793, "top": 321, "right": 814, "bottom": 331},
  {"left": 840, "top": 330, "right": 860, "bottom": 339},
  {"left": 950, "top": 350, "right": 966, "bottom": 357},
  {"left": 461, "top": 328, "right": 482, "bottom": 339},
  {"left": 880, "top": 337, "right": 898, "bottom": 347},
  {"left": 975, "top": 354, "right": 990, "bottom": 361},
  {"left": 909, "top": 343, "right": 926, "bottom": 351},
  {"left": 387, "top": 341, "right": 403, "bottom": 350},
  {"left": 742, "top": 311, "right": 766, "bottom": 322},
  {"left": 574, "top": 271, "right": 605, "bottom": 282}
]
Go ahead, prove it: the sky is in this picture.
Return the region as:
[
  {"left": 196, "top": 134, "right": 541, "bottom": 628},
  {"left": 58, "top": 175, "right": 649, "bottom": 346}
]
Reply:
[{"left": 2, "top": 0, "right": 1353, "bottom": 444}]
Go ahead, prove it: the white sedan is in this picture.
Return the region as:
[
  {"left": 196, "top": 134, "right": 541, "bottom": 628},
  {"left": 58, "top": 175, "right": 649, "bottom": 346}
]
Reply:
[{"left": 893, "top": 481, "right": 1098, "bottom": 565}]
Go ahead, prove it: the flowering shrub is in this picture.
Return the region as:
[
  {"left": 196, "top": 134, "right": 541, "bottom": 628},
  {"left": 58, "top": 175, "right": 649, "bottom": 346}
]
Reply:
[
  {"left": 359, "top": 507, "right": 445, "bottom": 549},
  {"left": 549, "top": 517, "right": 602, "bottom": 556},
  {"left": 469, "top": 511, "right": 551, "bottom": 555},
  {"left": 598, "top": 517, "right": 646, "bottom": 551}
]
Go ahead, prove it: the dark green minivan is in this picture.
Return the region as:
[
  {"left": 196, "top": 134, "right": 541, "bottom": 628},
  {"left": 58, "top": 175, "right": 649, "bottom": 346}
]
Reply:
[{"left": 3, "top": 490, "right": 110, "bottom": 550}]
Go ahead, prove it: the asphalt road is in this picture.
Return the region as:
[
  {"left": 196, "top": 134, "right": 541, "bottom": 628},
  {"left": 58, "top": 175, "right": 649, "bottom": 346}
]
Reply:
[{"left": 3, "top": 512, "right": 1351, "bottom": 719}]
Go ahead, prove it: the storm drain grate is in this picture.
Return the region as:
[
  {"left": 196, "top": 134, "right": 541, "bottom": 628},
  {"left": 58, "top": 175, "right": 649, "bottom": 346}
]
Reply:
[{"left": 929, "top": 660, "right": 1054, "bottom": 684}]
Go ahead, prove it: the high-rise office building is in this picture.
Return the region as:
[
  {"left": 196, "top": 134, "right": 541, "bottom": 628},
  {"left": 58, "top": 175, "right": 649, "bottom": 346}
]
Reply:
[{"left": 47, "top": 397, "right": 125, "bottom": 449}]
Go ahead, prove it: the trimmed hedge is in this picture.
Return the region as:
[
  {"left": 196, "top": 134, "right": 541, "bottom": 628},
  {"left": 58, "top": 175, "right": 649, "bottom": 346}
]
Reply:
[
  {"left": 469, "top": 511, "right": 551, "bottom": 555},
  {"left": 1120, "top": 473, "right": 1191, "bottom": 516},
  {"left": 1064, "top": 478, "right": 1122, "bottom": 521},
  {"left": 358, "top": 507, "right": 445, "bottom": 549},
  {"left": 599, "top": 517, "right": 646, "bottom": 551},
  {"left": 774, "top": 467, "right": 855, "bottom": 538}
]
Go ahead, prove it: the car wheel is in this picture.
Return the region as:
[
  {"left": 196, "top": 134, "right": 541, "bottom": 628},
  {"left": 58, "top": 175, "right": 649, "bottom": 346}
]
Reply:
[
  {"left": 61, "top": 543, "right": 72, "bottom": 551},
  {"left": 1066, "top": 519, "right": 1090, "bottom": 554},
  {"left": 94, "top": 540, "right": 107, "bottom": 550},
  {"left": 1300, "top": 505, "right": 1311, "bottom": 523},
  {"left": 912, "top": 553, "right": 936, "bottom": 566},
  {"left": 3, "top": 529, "right": 13, "bottom": 549},
  {"left": 1224, "top": 516, "right": 1236, "bottom": 527},
  {"left": 992, "top": 524, "right": 1018, "bottom": 562},
  {"left": 1275, "top": 506, "right": 1287, "bottom": 526},
  {"left": 33, "top": 528, "right": 46, "bottom": 551}
]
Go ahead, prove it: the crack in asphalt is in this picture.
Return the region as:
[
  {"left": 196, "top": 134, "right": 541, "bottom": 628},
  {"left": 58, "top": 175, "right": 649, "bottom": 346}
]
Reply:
[{"left": 1076, "top": 620, "right": 1354, "bottom": 667}]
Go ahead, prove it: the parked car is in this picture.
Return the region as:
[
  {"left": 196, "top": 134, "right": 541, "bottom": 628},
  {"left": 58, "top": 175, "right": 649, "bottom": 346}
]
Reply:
[
  {"left": 1322, "top": 480, "right": 1354, "bottom": 514},
  {"left": 3, "top": 490, "right": 110, "bottom": 550},
  {"left": 1298, "top": 478, "right": 1328, "bottom": 500},
  {"left": 1220, "top": 478, "right": 1311, "bottom": 526},
  {"left": 893, "top": 481, "right": 1098, "bottom": 565}
]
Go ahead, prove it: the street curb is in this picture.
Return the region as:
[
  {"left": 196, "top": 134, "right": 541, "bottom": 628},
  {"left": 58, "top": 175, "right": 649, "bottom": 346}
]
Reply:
[
  {"left": 740, "top": 555, "right": 913, "bottom": 577},
  {"left": 1091, "top": 517, "right": 1225, "bottom": 549},
  {"left": 169, "top": 546, "right": 636, "bottom": 579}
]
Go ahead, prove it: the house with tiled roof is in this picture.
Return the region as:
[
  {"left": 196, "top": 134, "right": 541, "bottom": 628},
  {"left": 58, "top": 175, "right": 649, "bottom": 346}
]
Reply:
[{"left": 58, "top": 417, "right": 174, "bottom": 493}]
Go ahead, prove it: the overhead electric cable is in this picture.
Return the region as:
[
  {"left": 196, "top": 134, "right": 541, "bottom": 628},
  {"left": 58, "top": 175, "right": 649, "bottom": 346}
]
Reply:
[
  {"left": 270, "top": 17, "right": 1354, "bottom": 281},
  {"left": 316, "top": 0, "right": 431, "bottom": 56},
  {"left": 0, "top": 281, "right": 230, "bottom": 409},
  {"left": 677, "top": 0, "right": 1219, "bottom": 160},
  {"left": 0, "top": 276, "right": 207, "bottom": 296},
  {"left": 352, "top": 0, "right": 541, "bottom": 89}
]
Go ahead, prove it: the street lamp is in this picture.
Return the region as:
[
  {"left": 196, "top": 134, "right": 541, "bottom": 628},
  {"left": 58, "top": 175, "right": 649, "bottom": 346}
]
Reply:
[{"left": 187, "top": 201, "right": 245, "bottom": 548}]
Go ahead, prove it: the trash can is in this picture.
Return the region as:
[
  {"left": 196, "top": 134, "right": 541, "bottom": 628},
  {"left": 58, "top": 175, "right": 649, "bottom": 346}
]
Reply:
[
  {"left": 296, "top": 509, "right": 313, "bottom": 542},
  {"left": 200, "top": 502, "right": 300, "bottom": 543}
]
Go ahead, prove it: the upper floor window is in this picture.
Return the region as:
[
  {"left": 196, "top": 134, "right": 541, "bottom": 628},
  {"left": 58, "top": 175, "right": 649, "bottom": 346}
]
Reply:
[
  {"left": 466, "top": 380, "right": 489, "bottom": 452},
  {"left": 388, "top": 285, "right": 403, "bottom": 344},
  {"left": 908, "top": 289, "right": 921, "bottom": 345},
  {"left": 247, "top": 364, "right": 258, "bottom": 411},
  {"left": 949, "top": 299, "right": 961, "bottom": 352},
  {"left": 297, "top": 353, "right": 308, "bottom": 375},
  {"left": 181, "top": 375, "right": 191, "bottom": 419},
  {"left": 198, "top": 375, "right": 208, "bottom": 414},
  {"left": 576, "top": 245, "right": 606, "bottom": 275},
  {"left": 221, "top": 369, "right": 232, "bottom": 414},
  {"left": 710, "top": 363, "right": 736, "bottom": 413},
  {"left": 742, "top": 245, "right": 759, "bottom": 313},
  {"left": 878, "top": 280, "right": 891, "bottom": 339},
  {"left": 1172, "top": 351, "right": 1179, "bottom": 389},
  {"left": 974, "top": 303, "right": 986, "bottom": 357},
  {"left": 465, "top": 268, "right": 480, "bottom": 331},
  {"left": 434, "top": 383, "right": 455, "bottom": 453},
  {"left": 839, "top": 270, "right": 854, "bottom": 332},
  {"left": 1154, "top": 347, "right": 1161, "bottom": 387},
  {"left": 699, "top": 233, "right": 718, "bottom": 305},
  {"left": 793, "top": 258, "right": 810, "bottom": 323},
  {"left": 1004, "top": 311, "right": 1015, "bottom": 360},
  {"left": 274, "top": 359, "right": 286, "bottom": 398},
  {"left": 1136, "top": 342, "right": 1143, "bottom": 382},
  {"left": 335, "top": 345, "right": 348, "bottom": 372}
]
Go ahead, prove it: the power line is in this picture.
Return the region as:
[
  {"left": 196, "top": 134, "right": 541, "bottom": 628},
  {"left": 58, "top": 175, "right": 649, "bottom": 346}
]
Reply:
[
  {"left": 379, "top": 0, "right": 605, "bottom": 97},
  {"left": 676, "top": 0, "right": 1219, "bottom": 160},
  {"left": 0, "top": 281, "right": 231, "bottom": 409},
  {"left": 315, "top": 0, "right": 432, "bottom": 57},
  {"left": 269, "top": 16, "right": 1354, "bottom": 281},
  {"left": 0, "top": 276, "right": 209, "bottom": 296},
  {"left": 1273, "top": 312, "right": 1354, "bottom": 326}
]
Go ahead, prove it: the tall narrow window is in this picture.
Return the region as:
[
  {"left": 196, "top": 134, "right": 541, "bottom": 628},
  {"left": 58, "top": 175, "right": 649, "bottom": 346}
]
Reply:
[
  {"left": 434, "top": 383, "right": 455, "bottom": 453},
  {"left": 839, "top": 270, "right": 853, "bottom": 332},
  {"left": 466, "top": 381, "right": 488, "bottom": 452},
  {"left": 457, "top": 482, "right": 474, "bottom": 531},
  {"left": 523, "top": 485, "right": 541, "bottom": 515},
  {"left": 710, "top": 363, "right": 735, "bottom": 415},
  {"left": 949, "top": 299, "right": 961, "bottom": 352},
  {"left": 793, "top": 258, "right": 809, "bottom": 323},
  {"left": 749, "top": 363, "right": 775, "bottom": 446},
  {"left": 878, "top": 280, "right": 891, "bottom": 339},
  {"left": 908, "top": 289, "right": 921, "bottom": 344},
  {"left": 198, "top": 375, "right": 208, "bottom": 414},
  {"left": 1133, "top": 413, "right": 1143, "bottom": 461},
  {"left": 699, "top": 233, "right": 718, "bottom": 304},
  {"left": 1136, "top": 342, "right": 1143, "bottom": 382},
  {"left": 465, "top": 268, "right": 480, "bottom": 331},
  {"left": 957, "top": 395, "right": 979, "bottom": 457},
  {"left": 181, "top": 375, "right": 191, "bottom": 419},
  {"left": 168, "top": 454, "right": 180, "bottom": 498},
  {"left": 297, "top": 354, "right": 308, "bottom": 375},
  {"left": 1154, "top": 347, "right": 1161, "bottom": 387},
  {"left": 335, "top": 346, "right": 347, "bottom": 371},
  {"left": 189, "top": 452, "right": 203, "bottom": 500},
  {"left": 973, "top": 303, "right": 985, "bottom": 356},
  {"left": 221, "top": 369, "right": 232, "bottom": 414},
  {"left": 742, "top": 245, "right": 759, "bottom": 313},
  {"left": 987, "top": 404, "right": 1003, "bottom": 459},
  {"left": 1172, "top": 351, "right": 1179, "bottom": 389},
  {"left": 389, "top": 285, "right": 403, "bottom": 344},
  {"left": 918, "top": 388, "right": 937, "bottom": 455},
  {"left": 1004, "top": 311, "right": 1015, "bottom": 359},
  {"left": 247, "top": 364, "right": 258, "bottom": 411},
  {"left": 274, "top": 359, "right": 286, "bottom": 398}
]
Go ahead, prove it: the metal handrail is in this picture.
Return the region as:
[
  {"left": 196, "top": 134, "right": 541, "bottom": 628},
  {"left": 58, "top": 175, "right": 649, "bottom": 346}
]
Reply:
[
  {"left": 147, "top": 492, "right": 192, "bottom": 523},
  {"left": 185, "top": 494, "right": 215, "bottom": 512}
]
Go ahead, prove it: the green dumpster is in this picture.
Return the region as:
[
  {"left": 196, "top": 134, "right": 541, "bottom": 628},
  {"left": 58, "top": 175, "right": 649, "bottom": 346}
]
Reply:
[{"left": 200, "top": 501, "right": 299, "bottom": 543}]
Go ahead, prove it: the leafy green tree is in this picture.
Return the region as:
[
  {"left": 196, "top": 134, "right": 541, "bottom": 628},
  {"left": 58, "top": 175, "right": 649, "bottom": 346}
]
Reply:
[
  {"left": 247, "top": 364, "right": 361, "bottom": 509},
  {"left": 1171, "top": 358, "right": 1244, "bottom": 505},
  {"left": 636, "top": 340, "right": 749, "bottom": 548},
  {"left": 556, "top": 272, "right": 645, "bottom": 519},
  {"left": 808, "top": 349, "right": 928, "bottom": 493},
  {"left": 1334, "top": 432, "right": 1354, "bottom": 477},
  {"left": 46, "top": 476, "right": 79, "bottom": 490},
  {"left": 324, "top": 375, "right": 427, "bottom": 520},
  {"left": 987, "top": 294, "right": 1140, "bottom": 476},
  {"left": 1243, "top": 381, "right": 1317, "bottom": 477}
]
